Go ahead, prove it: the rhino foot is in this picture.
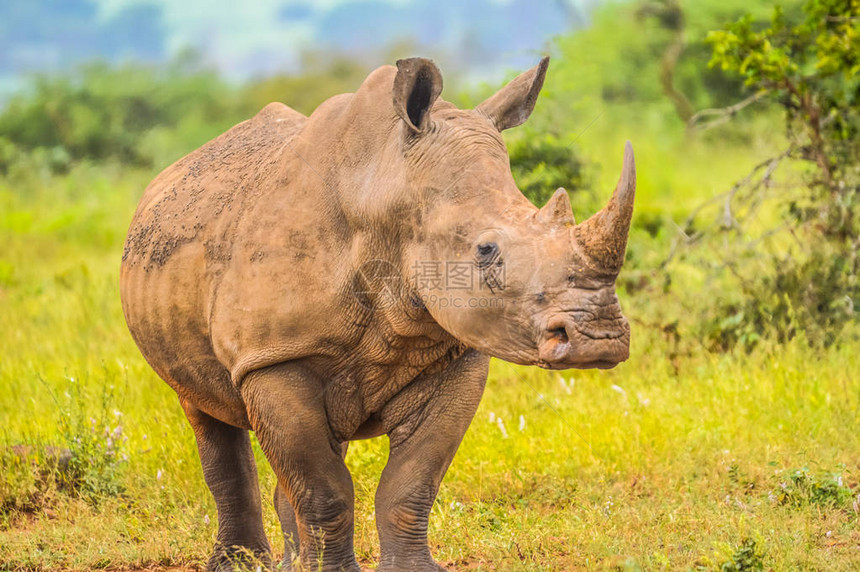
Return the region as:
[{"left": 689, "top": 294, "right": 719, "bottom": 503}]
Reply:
[
  {"left": 279, "top": 557, "right": 361, "bottom": 572},
  {"left": 377, "top": 558, "right": 447, "bottom": 572},
  {"left": 206, "top": 543, "right": 273, "bottom": 572}
]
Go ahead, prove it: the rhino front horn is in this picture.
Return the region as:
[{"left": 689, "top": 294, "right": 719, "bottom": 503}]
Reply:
[{"left": 575, "top": 141, "right": 636, "bottom": 271}]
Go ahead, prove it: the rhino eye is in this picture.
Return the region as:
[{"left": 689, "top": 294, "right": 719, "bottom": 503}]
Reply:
[{"left": 476, "top": 242, "right": 498, "bottom": 260}]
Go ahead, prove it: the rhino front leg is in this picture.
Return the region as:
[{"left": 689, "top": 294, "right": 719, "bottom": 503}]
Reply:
[
  {"left": 274, "top": 442, "right": 349, "bottom": 570},
  {"left": 272, "top": 482, "right": 298, "bottom": 568},
  {"left": 242, "top": 363, "right": 360, "bottom": 572},
  {"left": 181, "top": 401, "right": 272, "bottom": 571},
  {"left": 375, "top": 350, "right": 489, "bottom": 571}
]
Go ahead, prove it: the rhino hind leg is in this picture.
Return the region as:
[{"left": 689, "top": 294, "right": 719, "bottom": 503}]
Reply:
[
  {"left": 242, "top": 363, "right": 360, "bottom": 572},
  {"left": 181, "top": 401, "right": 272, "bottom": 571},
  {"left": 274, "top": 442, "right": 349, "bottom": 570}
]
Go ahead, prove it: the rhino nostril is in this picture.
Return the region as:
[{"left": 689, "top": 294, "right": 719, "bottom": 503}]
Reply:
[{"left": 548, "top": 326, "right": 569, "bottom": 344}]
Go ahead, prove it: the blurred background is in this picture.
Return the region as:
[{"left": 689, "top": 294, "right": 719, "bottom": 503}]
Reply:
[
  {"left": 1, "top": 0, "right": 856, "bottom": 351},
  {"left": 0, "top": 0, "right": 594, "bottom": 96},
  {"left": 0, "top": 1, "right": 857, "bottom": 570}
]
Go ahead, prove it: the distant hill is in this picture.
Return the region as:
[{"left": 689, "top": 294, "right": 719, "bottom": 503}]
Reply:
[{"left": 0, "top": 0, "right": 594, "bottom": 100}]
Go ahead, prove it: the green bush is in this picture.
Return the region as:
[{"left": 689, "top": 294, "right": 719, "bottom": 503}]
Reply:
[
  {"left": 773, "top": 467, "right": 853, "bottom": 508},
  {"left": 719, "top": 538, "right": 765, "bottom": 572},
  {"left": 0, "top": 374, "right": 130, "bottom": 514},
  {"left": 507, "top": 131, "right": 589, "bottom": 207},
  {"left": 679, "top": 0, "right": 859, "bottom": 350},
  {"left": 0, "top": 51, "right": 374, "bottom": 175},
  {"left": 0, "top": 53, "right": 243, "bottom": 170}
]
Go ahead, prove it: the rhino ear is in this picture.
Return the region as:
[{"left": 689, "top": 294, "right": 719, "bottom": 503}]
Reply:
[
  {"left": 477, "top": 56, "right": 549, "bottom": 131},
  {"left": 393, "top": 58, "right": 443, "bottom": 133}
]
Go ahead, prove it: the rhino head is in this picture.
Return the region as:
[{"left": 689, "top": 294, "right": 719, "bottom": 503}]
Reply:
[{"left": 369, "top": 57, "right": 635, "bottom": 370}]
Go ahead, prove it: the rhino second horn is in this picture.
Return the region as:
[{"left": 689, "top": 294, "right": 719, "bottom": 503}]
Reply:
[
  {"left": 537, "top": 187, "right": 575, "bottom": 226},
  {"left": 575, "top": 141, "right": 636, "bottom": 272}
]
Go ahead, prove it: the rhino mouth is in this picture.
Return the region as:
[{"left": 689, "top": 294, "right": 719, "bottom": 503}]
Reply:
[
  {"left": 536, "top": 316, "right": 630, "bottom": 370},
  {"left": 537, "top": 358, "right": 621, "bottom": 370}
]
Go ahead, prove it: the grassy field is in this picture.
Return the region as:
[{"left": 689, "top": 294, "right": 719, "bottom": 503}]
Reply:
[{"left": 0, "top": 144, "right": 858, "bottom": 572}]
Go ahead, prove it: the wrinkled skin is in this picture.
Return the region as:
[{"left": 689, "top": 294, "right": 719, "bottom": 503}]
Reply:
[{"left": 120, "top": 56, "right": 636, "bottom": 571}]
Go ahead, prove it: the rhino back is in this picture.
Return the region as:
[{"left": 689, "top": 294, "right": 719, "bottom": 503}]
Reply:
[
  {"left": 120, "top": 102, "right": 328, "bottom": 426},
  {"left": 122, "top": 102, "right": 307, "bottom": 270}
]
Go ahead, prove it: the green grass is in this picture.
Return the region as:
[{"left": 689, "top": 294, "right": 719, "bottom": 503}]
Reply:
[{"left": 1, "top": 158, "right": 858, "bottom": 571}]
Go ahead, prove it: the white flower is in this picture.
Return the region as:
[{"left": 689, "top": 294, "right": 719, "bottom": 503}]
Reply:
[
  {"left": 488, "top": 411, "right": 495, "bottom": 423},
  {"left": 602, "top": 496, "right": 614, "bottom": 517},
  {"left": 496, "top": 417, "right": 508, "bottom": 439},
  {"left": 558, "top": 377, "right": 573, "bottom": 395},
  {"left": 610, "top": 384, "right": 626, "bottom": 396},
  {"left": 518, "top": 415, "right": 526, "bottom": 431},
  {"left": 156, "top": 469, "right": 163, "bottom": 481},
  {"left": 204, "top": 514, "right": 210, "bottom": 525}
]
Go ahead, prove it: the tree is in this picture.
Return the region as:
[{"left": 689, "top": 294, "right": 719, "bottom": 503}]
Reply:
[{"left": 673, "top": 0, "right": 859, "bottom": 348}]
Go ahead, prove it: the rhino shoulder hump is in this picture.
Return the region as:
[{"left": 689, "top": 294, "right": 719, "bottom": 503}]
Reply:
[{"left": 255, "top": 102, "right": 307, "bottom": 130}]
